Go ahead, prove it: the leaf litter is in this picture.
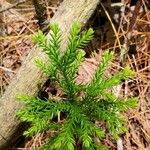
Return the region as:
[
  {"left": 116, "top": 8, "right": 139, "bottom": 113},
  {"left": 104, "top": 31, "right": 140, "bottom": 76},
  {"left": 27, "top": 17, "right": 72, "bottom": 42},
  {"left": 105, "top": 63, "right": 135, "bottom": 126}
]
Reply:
[{"left": 0, "top": 0, "right": 150, "bottom": 149}]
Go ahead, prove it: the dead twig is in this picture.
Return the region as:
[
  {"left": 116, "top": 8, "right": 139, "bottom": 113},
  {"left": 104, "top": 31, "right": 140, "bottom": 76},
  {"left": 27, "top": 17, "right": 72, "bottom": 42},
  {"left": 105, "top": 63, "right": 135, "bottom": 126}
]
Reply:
[
  {"left": 0, "top": 0, "right": 26, "bottom": 13},
  {"left": 0, "top": 66, "right": 15, "bottom": 73}
]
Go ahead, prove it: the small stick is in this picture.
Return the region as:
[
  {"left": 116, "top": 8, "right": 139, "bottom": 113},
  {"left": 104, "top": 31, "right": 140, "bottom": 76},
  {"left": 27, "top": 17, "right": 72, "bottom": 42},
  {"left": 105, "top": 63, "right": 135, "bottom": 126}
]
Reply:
[
  {"left": 0, "top": 66, "right": 15, "bottom": 73},
  {"left": 0, "top": 0, "right": 26, "bottom": 13}
]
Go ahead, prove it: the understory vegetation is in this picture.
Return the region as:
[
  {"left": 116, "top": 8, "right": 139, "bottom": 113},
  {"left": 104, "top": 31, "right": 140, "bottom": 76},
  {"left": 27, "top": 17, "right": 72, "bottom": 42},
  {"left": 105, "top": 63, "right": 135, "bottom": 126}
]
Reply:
[{"left": 17, "top": 23, "right": 137, "bottom": 150}]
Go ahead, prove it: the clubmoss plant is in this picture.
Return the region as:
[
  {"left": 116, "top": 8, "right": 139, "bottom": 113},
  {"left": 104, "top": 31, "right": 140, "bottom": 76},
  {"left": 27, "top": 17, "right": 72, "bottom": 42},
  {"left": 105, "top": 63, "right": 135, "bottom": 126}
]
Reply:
[{"left": 17, "top": 23, "right": 137, "bottom": 150}]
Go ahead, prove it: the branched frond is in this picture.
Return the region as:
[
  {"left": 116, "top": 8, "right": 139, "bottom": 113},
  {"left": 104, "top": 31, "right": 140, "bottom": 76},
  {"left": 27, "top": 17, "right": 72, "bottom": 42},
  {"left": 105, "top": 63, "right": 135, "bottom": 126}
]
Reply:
[
  {"left": 32, "top": 30, "right": 48, "bottom": 51},
  {"left": 35, "top": 58, "right": 53, "bottom": 76},
  {"left": 33, "top": 23, "right": 61, "bottom": 68},
  {"left": 86, "top": 51, "right": 114, "bottom": 97},
  {"left": 48, "top": 23, "right": 61, "bottom": 67},
  {"left": 97, "top": 67, "right": 135, "bottom": 93},
  {"left": 61, "top": 23, "right": 93, "bottom": 71},
  {"left": 77, "top": 28, "right": 94, "bottom": 49},
  {"left": 17, "top": 94, "right": 70, "bottom": 136},
  {"left": 50, "top": 119, "right": 75, "bottom": 150},
  {"left": 17, "top": 22, "right": 137, "bottom": 150}
]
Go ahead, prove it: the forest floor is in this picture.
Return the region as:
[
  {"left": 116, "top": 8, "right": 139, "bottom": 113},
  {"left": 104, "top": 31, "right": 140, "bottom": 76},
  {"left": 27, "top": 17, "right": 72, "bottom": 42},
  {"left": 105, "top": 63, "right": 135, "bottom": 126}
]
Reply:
[{"left": 0, "top": 0, "right": 150, "bottom": 149}]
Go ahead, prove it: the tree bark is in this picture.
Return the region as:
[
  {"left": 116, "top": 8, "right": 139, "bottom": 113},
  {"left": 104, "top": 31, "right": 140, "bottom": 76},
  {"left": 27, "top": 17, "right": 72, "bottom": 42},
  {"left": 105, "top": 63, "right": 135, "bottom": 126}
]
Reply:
[{"left": 0, "top": 0, "right": 100, "bottom": 148}]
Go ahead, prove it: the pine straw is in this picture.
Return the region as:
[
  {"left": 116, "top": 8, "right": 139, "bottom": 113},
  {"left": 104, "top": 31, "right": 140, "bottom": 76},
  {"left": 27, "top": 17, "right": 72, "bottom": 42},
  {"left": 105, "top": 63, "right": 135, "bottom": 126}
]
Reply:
[
  {"left": 121, "top": 2, "right": 149, "bottom": 150},
  {"left": 123, "top": 35, "right": 150, "bottom": 149},
  {"left": 1, "top": 1, "right": 150, "bottom": 149},
  {"left": 103, "top": 1, "right": 150, "bottom": 149},
  {"left": 0, "top": 0, "right": 61, "bottom": 97},
  {"left": 16, "top": 1, "right": 150, "bottom": 149},
  {"left": 0, "top": 1, "right": 38, "bottom": 96}
]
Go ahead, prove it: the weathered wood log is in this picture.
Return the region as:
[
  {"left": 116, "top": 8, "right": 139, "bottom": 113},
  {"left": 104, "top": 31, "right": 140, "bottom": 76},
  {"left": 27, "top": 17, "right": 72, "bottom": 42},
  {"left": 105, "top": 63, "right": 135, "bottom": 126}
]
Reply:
[{"left": 0, "top": 0, "right": 100, "bottom": 148}]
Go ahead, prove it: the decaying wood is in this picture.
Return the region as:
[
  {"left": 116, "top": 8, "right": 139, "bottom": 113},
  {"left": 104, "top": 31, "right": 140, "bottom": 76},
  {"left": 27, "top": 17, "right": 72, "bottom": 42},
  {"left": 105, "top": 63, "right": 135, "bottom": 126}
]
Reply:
[{"left": 0, "top": 0, "right": 100, "bottom": 148}]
